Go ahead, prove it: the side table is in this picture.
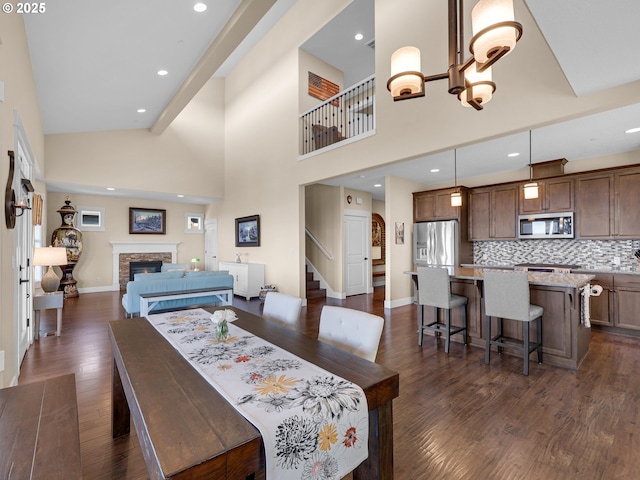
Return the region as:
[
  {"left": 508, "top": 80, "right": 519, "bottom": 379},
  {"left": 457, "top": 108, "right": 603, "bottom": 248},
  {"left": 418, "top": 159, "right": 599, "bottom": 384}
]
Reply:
[{"left": 33, "top": 290, "right": 64, "bottom": 339}]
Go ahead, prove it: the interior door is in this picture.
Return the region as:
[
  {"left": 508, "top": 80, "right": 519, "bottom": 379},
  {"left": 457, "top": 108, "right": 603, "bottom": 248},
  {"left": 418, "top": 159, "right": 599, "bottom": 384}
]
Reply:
[
  {"left": 204, "top": 219, "right": 218, "bottom": 271},
  {"left": 344, "top": 213, "right": 369, "bottom": 296}
]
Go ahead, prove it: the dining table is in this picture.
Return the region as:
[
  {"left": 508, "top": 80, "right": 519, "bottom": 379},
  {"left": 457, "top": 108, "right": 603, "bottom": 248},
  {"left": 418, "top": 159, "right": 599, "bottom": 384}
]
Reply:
[{"left": 108, "top": 306, "right": 399, "bottom": 479}]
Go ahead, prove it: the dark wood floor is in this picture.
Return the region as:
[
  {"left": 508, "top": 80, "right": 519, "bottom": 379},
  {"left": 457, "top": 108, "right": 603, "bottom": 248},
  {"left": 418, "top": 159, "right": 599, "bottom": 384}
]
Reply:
[{"left": 19, "top": 288, "right": 640, "bottom": 479}]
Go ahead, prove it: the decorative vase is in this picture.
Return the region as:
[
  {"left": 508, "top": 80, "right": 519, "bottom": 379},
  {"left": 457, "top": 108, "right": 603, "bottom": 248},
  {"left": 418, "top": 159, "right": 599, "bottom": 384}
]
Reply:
[{"left": 51, "top": 197, "right": 83, "bottom": 298}]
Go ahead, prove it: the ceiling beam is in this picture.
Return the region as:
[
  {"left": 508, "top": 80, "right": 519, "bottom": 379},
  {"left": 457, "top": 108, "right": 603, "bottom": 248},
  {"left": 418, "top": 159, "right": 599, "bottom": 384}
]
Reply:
[{"left": 150, "top": 0, "right": 276, "bottom": 135}]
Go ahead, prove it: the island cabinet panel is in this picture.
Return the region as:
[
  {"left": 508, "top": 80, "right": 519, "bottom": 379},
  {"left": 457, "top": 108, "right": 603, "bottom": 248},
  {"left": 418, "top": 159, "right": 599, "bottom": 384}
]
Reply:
[
  {"left": 588, "top": 275, "right": 614, "bottom": 327},
  {"left": 519, "top": 178, "right": 574, "bottom": 214},
  {"left": 614, "top": 275, "right": 640, "bottom": 331},
  {"left": 615, "top": 170, "right": 640, "bottom": 238},
  {"left": 468, "top": 185, "right": 518, "bottom": 240},
  {"left": 575, "top": 173, "right": 614, "bottom": 238}
]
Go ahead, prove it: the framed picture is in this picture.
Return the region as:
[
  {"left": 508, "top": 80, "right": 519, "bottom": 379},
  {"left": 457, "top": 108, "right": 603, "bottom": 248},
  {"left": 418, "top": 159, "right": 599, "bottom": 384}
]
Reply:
[
  {"left": 395, "top": 222, "right": 404, "bottom": 244},
  {"left": 235, "top": 214, "right": 260, "bottom": 247},
  {"left": 78, "top": 205, "right": 105, "bottom": 232},
  {"left": 129, "top": 207, "right": 166, "bottom": 234},
  {"left": 185, "top": 212, "right": 204, "bottom": 234}
]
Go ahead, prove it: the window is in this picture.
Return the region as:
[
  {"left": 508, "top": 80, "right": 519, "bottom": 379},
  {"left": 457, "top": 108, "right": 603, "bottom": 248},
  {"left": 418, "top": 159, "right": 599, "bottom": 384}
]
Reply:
[
  {"left": 185, "top": 212, "right": 204, "bottom": 234},
  {"left": 78, "top": 206, "right": 105, "bottom": 231}
]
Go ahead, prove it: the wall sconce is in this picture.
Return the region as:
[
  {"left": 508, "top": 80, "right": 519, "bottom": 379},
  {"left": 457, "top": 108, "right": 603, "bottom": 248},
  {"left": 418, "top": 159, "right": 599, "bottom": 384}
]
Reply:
[
  {"left": 387, "top": 0, "right": 522, "bottom": 110},
  {"left": 5, "top": 150, "right": 33, "bottom": 229},
  {"left": 33, "top": 246, "right": 68, "bottom": 293}
]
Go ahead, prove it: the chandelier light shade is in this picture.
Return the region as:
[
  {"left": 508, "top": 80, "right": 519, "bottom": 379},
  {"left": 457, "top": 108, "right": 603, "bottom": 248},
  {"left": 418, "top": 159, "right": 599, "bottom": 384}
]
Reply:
[
  {"left": 470, "top": 0, "right": 521, "bottom": 65},
  {"left": 387, "top": 0, "right": 522, "bottom": 110},
  {"left": 33, "top": 246, "right": 68, "bottom": 293},
  {"left": 450, "top": 191, "right": 463, "bottom": 207},
  {"left": 389, "top": 46, "right": 424, "bottom": 98},
  {"left": 459, "top": 64, "right": 495, "bottom": 108}
]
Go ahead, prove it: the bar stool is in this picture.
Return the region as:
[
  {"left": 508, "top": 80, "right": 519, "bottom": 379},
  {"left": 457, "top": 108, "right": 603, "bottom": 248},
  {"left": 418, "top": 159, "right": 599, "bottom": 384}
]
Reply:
[
  {"left": 417, "top": 266, "right": 468, "bottom": 353},
  {"left": 483, "top": 270, "right": 543, "bottom": 376}
]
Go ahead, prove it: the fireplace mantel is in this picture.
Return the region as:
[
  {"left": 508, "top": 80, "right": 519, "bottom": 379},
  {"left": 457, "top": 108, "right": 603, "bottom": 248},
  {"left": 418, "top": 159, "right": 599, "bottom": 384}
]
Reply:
[{"left": 111, "top": 242, "right": 180, "bottom": 290}]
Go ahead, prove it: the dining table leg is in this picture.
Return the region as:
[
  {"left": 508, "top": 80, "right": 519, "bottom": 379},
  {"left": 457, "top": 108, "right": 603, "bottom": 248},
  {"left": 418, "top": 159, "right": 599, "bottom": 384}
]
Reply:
[{"left": 354, "top": 402, "right": 394, "bottom": 480}]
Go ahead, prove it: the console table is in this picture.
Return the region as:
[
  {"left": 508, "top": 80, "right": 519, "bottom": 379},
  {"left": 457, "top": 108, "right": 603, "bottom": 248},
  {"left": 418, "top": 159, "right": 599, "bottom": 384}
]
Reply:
[
  {"left": 33, "top": 289, "right": 64, "bottom": 338},
  {"left": 219, "top": 262, "right": 265, "bottom": 300}
]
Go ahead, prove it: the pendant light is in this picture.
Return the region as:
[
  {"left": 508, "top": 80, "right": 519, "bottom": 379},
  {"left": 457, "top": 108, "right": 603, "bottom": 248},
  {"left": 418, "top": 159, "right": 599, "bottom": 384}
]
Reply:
[
  {"left": 387, "top": 0, "right": 522, "bottom": 110},
  {"left": 523, "top": 130, "right": 539, "bottom": 199},
  {"left": 451, "top": 149, "right": 462, "bottom": 207}
]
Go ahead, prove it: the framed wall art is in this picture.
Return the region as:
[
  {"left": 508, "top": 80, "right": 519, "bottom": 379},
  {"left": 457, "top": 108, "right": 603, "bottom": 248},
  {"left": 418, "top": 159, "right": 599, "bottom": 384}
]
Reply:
[
  {"left": 129, "top": 207, "right": 166, "bottom": 234},
  {"left": 235, "top": 214, "right": 260, "bottom": 247}
]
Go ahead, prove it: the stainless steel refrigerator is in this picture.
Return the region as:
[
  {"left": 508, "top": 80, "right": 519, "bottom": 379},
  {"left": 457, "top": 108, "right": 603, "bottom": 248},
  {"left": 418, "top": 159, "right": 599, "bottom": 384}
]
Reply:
[{"left": 413, "top": 220, "right": 458, "bottom": 266}]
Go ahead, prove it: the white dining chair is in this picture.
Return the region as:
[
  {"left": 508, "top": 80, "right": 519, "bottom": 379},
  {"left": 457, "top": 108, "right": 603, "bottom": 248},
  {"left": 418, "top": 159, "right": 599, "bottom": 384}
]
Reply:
[
  {"left": 262, "top": 291, "right": 303, "bottom": 328},
  {"left": 318, "top": 306, "right": 384, "bottom": 362}
]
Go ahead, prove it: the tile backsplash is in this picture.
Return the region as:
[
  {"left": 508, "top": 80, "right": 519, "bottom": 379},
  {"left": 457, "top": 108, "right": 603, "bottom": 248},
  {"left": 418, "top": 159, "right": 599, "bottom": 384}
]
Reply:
[{"left": 474, "top": 239, "right": 640, "bottom": 271}]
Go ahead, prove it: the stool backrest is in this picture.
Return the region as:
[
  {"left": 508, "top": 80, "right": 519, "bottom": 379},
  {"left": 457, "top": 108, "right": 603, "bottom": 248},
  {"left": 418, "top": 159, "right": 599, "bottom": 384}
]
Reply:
[
  {"left": 483, "top": 271, "right": 531, "bottom": 322},
  {"left": 318, "top": 306, "right": 384, "bottom": 362},
  {"left": 417, "top": 266, "right": 451, "bottom": 309},
  {"left": 262, "top": 292, "right": 302, "bottom": 327}
]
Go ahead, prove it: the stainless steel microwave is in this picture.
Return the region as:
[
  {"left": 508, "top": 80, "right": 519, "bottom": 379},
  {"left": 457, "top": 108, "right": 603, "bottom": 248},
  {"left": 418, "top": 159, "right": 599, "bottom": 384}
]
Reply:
[{"left": 518, "top": 212, "right": 574, "bottom": 239}]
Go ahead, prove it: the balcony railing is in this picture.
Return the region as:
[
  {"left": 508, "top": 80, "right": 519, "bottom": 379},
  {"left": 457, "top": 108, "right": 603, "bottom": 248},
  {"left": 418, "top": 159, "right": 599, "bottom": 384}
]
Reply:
[{"left": 300, "top": 75, "right": 375, "bottom": 156}]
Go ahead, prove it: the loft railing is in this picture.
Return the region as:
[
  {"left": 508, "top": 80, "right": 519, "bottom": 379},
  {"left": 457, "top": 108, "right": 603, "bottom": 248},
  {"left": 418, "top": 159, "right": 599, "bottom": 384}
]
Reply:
[{"left": 300, "top": 75, "right": 375, "bottom": 155}]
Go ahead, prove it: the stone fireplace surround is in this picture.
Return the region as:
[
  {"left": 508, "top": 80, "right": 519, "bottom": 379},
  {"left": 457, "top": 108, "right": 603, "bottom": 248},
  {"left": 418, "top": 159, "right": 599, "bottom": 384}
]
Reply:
[{"left": 111, "top": 242, "right": 179, "bottom": 290}]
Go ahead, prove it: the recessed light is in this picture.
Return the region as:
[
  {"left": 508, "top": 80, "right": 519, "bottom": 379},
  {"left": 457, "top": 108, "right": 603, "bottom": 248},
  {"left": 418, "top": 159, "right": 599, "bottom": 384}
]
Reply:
[
  {"left": 508, "top": 152, "right": 520, "bottom": 157},
  {"left": 106, "top": 187, "right": 115, "bottom": 191},
  {"left": 177, "top": 194, "right": 185, "bottom": 198},
  {"left": 355, "top": 33, "right": 364, "bottom": 41},
  {"left": 359, "top": 175, "right": 367, "bottom": 178},
  {"left": 157, "top": 69, "right": 168, "bottom": 76},
  {"left": 193, "top": 3, "right": 207, "bottom": 12},
  {"left": 625, "top": 127, "right": 640, "bottom": 134},
  {"left": 373, "top": 184, "right": 382, "bottom": 188},
  {"left": 137, "top": 108, "right": 146, "bottom": 113},
  {"left": 430, "top": 168, "right": 440, "bottom": 173}
]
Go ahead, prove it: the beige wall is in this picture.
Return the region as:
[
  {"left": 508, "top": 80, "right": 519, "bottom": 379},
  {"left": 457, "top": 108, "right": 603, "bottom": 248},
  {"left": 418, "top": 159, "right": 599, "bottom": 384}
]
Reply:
[
  {"left": 44, "top": 78, "right": 225, "bottom": 200},
  {"left": 45, "top": 192, "right": 205, "bottom": 291},
  {"left": 0, "top": 13, "right": 45, "bottom": 386}
]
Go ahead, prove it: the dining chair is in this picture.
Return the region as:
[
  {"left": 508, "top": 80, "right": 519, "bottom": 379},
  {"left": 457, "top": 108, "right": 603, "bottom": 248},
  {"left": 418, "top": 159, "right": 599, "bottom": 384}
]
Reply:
[
  {"left": 318, "top": 306, "right": 384, "bottom": 362},
  {"left": 417, "top": 266, "right": 468, "bottom": 353},
  {"left": 483, "top": 270, "right": 543, "bottom": 375},
  {"left": 262, "top": 291, "right": 303, "bottom": 328}
]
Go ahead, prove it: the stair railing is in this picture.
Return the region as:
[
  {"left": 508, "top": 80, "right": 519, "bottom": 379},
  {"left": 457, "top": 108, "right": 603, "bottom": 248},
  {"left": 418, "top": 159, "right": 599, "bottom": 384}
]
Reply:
[{"left": 305, "top": 227, "right": 333, "bottom": 260}]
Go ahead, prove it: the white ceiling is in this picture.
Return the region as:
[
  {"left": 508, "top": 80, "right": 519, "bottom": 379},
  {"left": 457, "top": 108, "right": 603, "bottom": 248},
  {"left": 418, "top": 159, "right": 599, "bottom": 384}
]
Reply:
[{"left": 23, "top": 0, "right": 640, "bottom": 203}]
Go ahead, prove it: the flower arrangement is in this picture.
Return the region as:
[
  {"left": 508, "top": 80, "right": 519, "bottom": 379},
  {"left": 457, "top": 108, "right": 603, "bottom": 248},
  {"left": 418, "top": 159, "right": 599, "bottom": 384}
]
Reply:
[{"left": 210, "top": 309, "right": 237, "bottom": 341}]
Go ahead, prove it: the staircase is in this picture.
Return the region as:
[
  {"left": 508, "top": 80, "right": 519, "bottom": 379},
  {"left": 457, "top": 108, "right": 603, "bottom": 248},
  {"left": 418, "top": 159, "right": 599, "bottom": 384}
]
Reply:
[{"left": 306, "top": 266, "right": 326, "bottom": 299}]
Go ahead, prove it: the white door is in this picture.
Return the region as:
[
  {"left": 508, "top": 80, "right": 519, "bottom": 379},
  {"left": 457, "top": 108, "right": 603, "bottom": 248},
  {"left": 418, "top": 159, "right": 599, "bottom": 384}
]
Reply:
[
  {"left": 204, "top": 219, "right": 218, "bottom": 271},
  {"left": 344, "top": 213, "right": 369, "bottom": 296},
  {"left": 14, "top": 144, "right": 33, "bottom": 365}
]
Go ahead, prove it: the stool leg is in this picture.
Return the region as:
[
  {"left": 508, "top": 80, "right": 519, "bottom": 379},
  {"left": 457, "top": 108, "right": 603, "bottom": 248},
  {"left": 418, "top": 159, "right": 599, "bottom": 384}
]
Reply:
[
  {"left": 444, "top": 309, "right": 451, "bottom": 353},
  {"left": 462, "top": 304, "right": 468, "bottom": 345},
  {"left": 523, "top": 321, "right": 530, "bottom": 376},
  {"left": 537, "top": 316, "right": 543, "bottom": 364},
  {"left": 433, "top": 307, "right": 439, "bottom": 339},
  {"left": 418, "top": 305, "right": 424, "bottom": 346},
  {"left": 485, "top": 315, "right": 491, "bottom": 365},
  {"left": 497, "top": 318, "right": 503, "bottom": 354}
]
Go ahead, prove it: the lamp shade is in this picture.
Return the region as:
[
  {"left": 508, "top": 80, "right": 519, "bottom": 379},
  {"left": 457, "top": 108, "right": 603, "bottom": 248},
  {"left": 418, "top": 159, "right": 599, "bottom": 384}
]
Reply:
[
  {"left": 450, "top": 192, "right": 463, "bottom": 207},
  {"left": 389, "top": 46, "right": 423, "bottom": 98},
  {"left": 33, "top": 246, "right": 68, "bottom": 267},
  {"left": 470, "top": 0, "right": 519, "bottom": 63},
  {"left": 523, "top": 182, "right": 539, "bottom": 199},
  {"left": 459, "top": 63, "right": 495, "bottom": 108}
]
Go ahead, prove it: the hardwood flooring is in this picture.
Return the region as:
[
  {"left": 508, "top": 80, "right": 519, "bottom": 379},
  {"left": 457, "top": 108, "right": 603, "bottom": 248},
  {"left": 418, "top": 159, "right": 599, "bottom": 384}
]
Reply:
[{"left": 19, "top": 288, "right": 640, "bottom": 479}]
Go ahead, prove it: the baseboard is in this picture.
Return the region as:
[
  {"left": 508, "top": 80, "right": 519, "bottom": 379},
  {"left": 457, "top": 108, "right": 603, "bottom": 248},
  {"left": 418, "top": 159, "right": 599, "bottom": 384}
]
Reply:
[
  {"left": 78, "top": 285, "right": 119, "bottom": 294},
  {"left": 384, "top": 296, "right": 414, "bottom": 309}
]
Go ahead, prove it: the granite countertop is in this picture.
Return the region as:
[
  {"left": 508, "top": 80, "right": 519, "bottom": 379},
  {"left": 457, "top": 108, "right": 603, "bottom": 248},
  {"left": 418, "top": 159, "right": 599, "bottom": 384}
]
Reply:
[
  {"left": 406, "top": 267, "right": 595, "bottom": 288},
  {"left": 461, "top": 264, "right": 640, "bottom": 276}
]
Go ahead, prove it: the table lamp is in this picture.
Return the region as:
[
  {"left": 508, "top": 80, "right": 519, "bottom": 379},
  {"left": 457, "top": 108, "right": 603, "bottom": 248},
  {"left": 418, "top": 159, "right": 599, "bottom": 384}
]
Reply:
[{"left": 33, "top": 246, "right": 68, "bottom": 293}]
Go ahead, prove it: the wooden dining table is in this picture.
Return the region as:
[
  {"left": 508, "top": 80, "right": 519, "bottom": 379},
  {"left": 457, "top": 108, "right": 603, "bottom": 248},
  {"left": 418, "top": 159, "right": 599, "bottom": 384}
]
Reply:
[{"left": 108, "top": 307, "right": 399, "bottom": 479}]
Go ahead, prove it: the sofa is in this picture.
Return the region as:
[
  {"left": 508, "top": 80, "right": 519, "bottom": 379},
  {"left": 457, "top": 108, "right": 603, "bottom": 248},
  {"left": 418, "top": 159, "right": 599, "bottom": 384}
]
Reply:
[{"left": 122, "top": 267, "right": 234, "bottom": 317}]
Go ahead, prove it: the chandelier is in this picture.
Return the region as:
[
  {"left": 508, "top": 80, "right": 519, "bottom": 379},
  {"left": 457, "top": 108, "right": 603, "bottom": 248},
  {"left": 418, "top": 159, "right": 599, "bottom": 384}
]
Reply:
[{"left": 387, "top": 0, "right": 522, "bottom": 110}]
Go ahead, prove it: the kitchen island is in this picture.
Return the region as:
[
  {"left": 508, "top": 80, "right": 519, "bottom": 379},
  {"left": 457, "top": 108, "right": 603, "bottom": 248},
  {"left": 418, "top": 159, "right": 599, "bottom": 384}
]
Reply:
[{"left": 407, "top": 267, "right": 595, "bottom": 370}]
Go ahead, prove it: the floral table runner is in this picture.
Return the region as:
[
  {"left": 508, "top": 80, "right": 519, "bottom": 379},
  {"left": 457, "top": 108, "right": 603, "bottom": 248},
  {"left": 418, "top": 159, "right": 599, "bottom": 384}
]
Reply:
[{"left": 147, "top": 308, "right": 368, "bottom": 480}]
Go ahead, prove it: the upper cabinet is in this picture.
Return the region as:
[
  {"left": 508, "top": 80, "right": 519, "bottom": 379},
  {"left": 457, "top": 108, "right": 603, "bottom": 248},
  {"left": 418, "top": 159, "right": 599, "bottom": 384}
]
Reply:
[
  {"left": 469, "top": 185, "right": 518, "bottom": 241},
  {"left": 414, "top": 187, "right": 467, "bottom": 222},
  {"left": 519, "top": 178, "right": 574, "bottom": 214},
  {"left": 575, "top": 167, "right": 640, "bottom": 239}
]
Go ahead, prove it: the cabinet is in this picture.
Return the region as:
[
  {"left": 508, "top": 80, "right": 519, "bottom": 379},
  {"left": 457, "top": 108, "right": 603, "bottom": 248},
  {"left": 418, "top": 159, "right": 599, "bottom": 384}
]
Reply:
[
  {"left": 469, "top": 185, "right": 518, "bottom": 240},
  {"left": 586, "top": 274, "right": 614, "bottom": 327},
  {"left": 413, "top": 187, "right": 467, "bottom": 222},
  {"left": 219, "top": 262, "right": 265, "bottom": 300},
  {"left": 519, "top": 178, "right": 574, "bottom": 214},
  {"left": 614, "top": 275, "right": 640, "bottom": 331},
  {"left": 575, "top": 168, "right": 640, "bottom": 239}
]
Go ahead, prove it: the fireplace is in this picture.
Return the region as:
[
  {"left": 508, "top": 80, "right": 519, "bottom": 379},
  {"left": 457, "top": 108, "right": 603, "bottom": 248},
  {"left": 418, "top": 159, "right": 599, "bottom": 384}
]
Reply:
[{"left": 129, "top": 260, "right": 163, "bottom": 281}]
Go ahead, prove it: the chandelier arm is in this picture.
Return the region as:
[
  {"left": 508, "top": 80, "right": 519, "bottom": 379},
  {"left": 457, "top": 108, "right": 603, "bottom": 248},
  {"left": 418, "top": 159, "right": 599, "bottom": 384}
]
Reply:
[{"left": 423, "top": 72, "right": 450, "bottom": 84}]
